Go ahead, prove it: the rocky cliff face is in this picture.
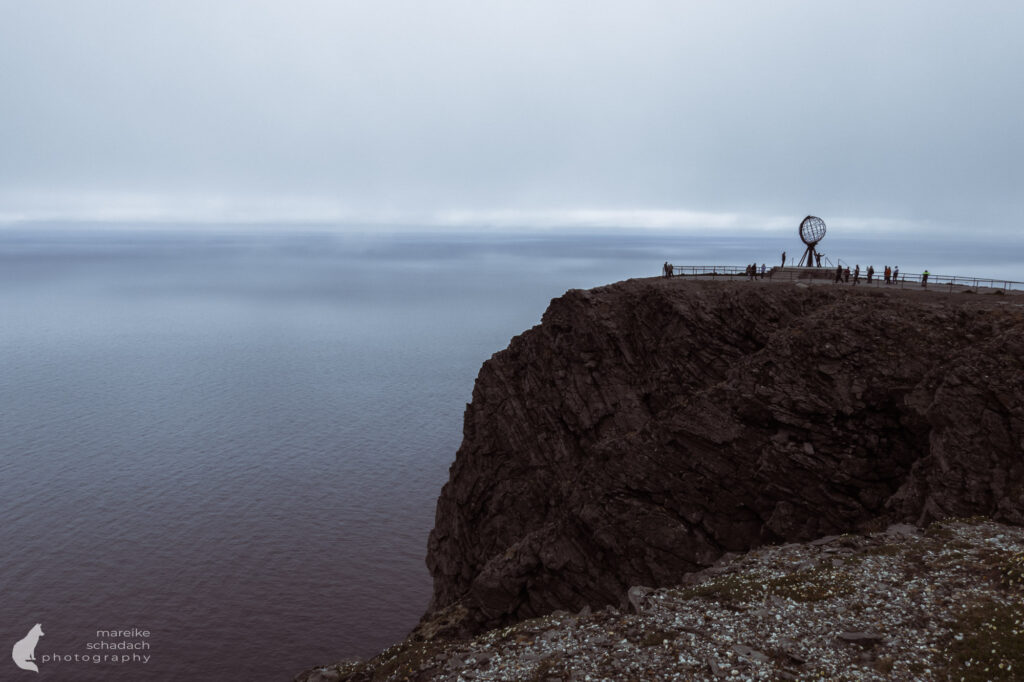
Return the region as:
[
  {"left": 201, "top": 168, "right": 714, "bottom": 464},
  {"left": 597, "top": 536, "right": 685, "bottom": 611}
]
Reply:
[{"left": 424, "top": 278, "right": 1024, "bottom": 635}]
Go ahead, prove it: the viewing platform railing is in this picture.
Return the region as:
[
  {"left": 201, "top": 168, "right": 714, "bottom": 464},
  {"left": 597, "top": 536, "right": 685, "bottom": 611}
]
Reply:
[
  {"left": 667, "top": 265, "right": 1024, "bottom": 292},
  {"left": 668, "top": 265, "right": 750, "bottom": 277}
]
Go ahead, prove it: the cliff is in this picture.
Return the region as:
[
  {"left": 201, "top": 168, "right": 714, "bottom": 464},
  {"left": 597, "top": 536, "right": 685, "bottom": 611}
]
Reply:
[{"left": 423, "top": 277, "right": 1024, "bottom": 636}]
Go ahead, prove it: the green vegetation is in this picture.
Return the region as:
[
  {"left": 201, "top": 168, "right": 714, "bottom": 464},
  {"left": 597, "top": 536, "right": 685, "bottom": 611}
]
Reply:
[
  {"left": 364, "top": 640, "right": 447, "bottom": 681},
  {"left": 637, "top": 627, "right": 675, "bottom": 647},
  {"left": 872, "top": 655, "right": 895, "bottom": 674},
  {"left": 862, "top": 543, "right": 902, "bottom": 556},
  {"left": 1001, "top": 551, "right": 1024, "bottom": 589},
  {"left": 672, "top": 564, "right": 854, "bottom": 604},
  {"left": 924, "top": 522, "right": 956, "bottom": 540},
  {"left": 528, "top": 653, "right": 566, "bottom": 682},
  {"left": 942, "top": 599, "right": 1024, "bottom": 681}
]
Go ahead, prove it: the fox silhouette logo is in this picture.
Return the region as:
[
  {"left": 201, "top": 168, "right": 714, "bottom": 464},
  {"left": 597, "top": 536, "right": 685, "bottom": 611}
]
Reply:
[{"left": 11, "top": 624, "right": 44, "bottom": 673}]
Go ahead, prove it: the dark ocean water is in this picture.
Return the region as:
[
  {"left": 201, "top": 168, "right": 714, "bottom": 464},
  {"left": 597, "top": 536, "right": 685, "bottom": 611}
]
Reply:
[{"left": 1, "top": 226, "right": 1020, "bottom": 680}]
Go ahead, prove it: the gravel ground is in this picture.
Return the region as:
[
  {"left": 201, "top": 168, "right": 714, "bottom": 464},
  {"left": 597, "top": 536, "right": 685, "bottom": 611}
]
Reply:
[{"left": 297, "top": 518, "right": 1024, "bottom": 682}]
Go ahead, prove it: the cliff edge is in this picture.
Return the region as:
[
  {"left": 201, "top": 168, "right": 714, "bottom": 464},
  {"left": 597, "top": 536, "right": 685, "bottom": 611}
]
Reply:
[
  {"left": 296, "top": 519, "right": 1024, "bottom": 681},
  {"left": 423, "top": 277, "right": 1024, "bottom": 636}
]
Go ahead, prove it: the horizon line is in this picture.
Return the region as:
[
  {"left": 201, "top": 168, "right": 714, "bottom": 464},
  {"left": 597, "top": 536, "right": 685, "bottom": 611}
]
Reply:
[{"left": 0, "top": 206, "right": 945, "bottom": 237}]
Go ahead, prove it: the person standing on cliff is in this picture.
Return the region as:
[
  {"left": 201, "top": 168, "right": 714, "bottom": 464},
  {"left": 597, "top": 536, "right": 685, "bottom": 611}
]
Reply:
[
  {"left": 844, "top": 266, "right": 850, "bottom": 283},
  {"left": 781, "top": 251, "right": 786, "bottom": 267},
  {"left": 867, "top": 265, "right": 874, "bottom": 284},
  {"left": 853, "top": 264, "right": 860, "bottom": 285},
  {"left": 922, "top": 269, "right": 930, "bottom": 287},
  {"left": 663, "top": 261, "right": 671, "bottom": 278},
  {"left": 893, "top": 266, "right": 899, "bottom": 283},
  {"left": 760, "top": 263, "right": 766, "bottom": 279},
  {"left": 834, "top": 264, "right": 843, "bottom": 283}
]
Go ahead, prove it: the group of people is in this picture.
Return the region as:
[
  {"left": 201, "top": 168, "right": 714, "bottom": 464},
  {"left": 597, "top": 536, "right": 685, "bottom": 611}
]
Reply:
[
  {"left": 664, "top": 258, "right": 933, "bottom": 288},
  {"left": 833, "top": 264, "right": 905, "bottom": 285},
  {"left": 746, "top": 262, "right": 767, "bottom": 279}
]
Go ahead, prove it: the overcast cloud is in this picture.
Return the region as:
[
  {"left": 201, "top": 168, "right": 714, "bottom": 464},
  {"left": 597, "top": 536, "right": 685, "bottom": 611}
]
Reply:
[{"left": 1, "top": 1, "right": 1022, "bottom": 233}]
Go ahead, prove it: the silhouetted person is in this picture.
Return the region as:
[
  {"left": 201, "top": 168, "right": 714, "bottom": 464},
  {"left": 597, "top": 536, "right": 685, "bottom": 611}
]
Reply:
[
  {"left": 781, "top": 251, "right": 786, "bottom": 267},
  {"left": 867, "top": 265, "right": 874, "bottom": 284},
  {"left": 844, "top": 266, "right": 850, "bottom": 283},
  {"left": 853, "top": 264, "right": 860, "bottom": 285},
  {"left": 834, "top": 264, "right": 843, "bottom": 283},
  {"left": 893, "top": 266, "right": 899, "bottom": 283},
  {"left": 922, "top": 270, "right": 929, "bottom": 287},
  {"left": 884, "top": 265, "right": 891, "bottom": 285},
  {"left": 760, "top": 263, "right": 766, "bottom": 279},
  {"left": 663, "top": 261, "right": 671, "bottom": 278},
  {"left": 815, "top": 252, "right": 822, "bottom": 268}
]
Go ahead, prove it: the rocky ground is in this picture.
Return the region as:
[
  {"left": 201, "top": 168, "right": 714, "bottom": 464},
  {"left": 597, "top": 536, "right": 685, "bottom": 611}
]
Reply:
[{"left": 296, "top": 517, "right": 1024, "bottom": 681}]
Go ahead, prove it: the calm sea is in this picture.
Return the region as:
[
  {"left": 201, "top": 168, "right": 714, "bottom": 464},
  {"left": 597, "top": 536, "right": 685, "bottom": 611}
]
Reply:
[{"left": 1, "top": 226, "right": 1020, "bottom": 680}]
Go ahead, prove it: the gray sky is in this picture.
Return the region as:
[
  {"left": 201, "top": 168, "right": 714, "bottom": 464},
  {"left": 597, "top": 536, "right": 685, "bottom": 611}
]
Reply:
[{"left": 1, "top": 1, "right": 1022, "bottom": 233}]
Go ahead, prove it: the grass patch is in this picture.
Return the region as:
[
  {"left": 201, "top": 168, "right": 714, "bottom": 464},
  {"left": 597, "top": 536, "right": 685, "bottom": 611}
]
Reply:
[
  {"left": 1001, "top": 551, "right": 1024, "bottom": 590},
  {"left": 528, "top": 654, "right": 566, "bottom": 682},
  {"left": 924, "top": 523, "right": 956, "bottom": 540},
  {"left": 863, "top": 543, "right": 902, "bottom": 557},
  {"left": 336, "top": 639, "right": 448, "bottom": 682},
  {"left": 638, "top": 627, "right": 675, "bottom": 647},
  {"left": 673, "top": 565, "right": 854, "bottom": 604},
  {"left": 942, "top": 598, "right": 1024, "bottom": 681},
  {"left": 857, "top": 517, "right": 890, "bottom": 534},
  {"left": 872, "top": 656, "right": 895, "bottom": 674}
]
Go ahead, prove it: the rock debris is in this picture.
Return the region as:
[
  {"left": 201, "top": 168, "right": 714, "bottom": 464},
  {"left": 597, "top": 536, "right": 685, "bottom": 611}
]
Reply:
[{"left": 296, "top": 519, "right": 1024, "bottom": 681}]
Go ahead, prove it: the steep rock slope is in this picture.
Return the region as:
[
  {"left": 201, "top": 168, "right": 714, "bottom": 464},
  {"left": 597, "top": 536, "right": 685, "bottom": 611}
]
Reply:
[{"left": 425, "top": 279, "right": 1024, "bottom": 634}]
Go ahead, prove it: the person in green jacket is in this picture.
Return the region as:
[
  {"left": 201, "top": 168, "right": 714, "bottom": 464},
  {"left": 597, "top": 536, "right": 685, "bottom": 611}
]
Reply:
[{"left": 921, "top": 269, "right": 930, "bottom": 287}]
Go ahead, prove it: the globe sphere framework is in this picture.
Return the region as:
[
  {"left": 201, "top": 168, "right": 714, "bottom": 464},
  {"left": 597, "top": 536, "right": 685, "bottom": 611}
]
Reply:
[{"left": 799, "top": 216, "right": 826, "bottom": 245}]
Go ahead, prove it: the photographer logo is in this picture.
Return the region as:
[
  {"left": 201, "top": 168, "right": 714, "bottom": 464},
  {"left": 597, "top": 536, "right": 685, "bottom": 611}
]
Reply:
[
  {"left": 11, "top": 623, "right": 44, "bottom": 673},
  {"left": 10, "top": 624, "right": 152, "bottom": 673}
]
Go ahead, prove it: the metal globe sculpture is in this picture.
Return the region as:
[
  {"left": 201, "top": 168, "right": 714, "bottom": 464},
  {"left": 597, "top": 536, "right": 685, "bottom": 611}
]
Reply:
[
  {"left": 799, "top": 216, "right": 826, "bottom": 245},
  {"left": 797, "top": 215, "right": 826, "bottom": 267}
]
